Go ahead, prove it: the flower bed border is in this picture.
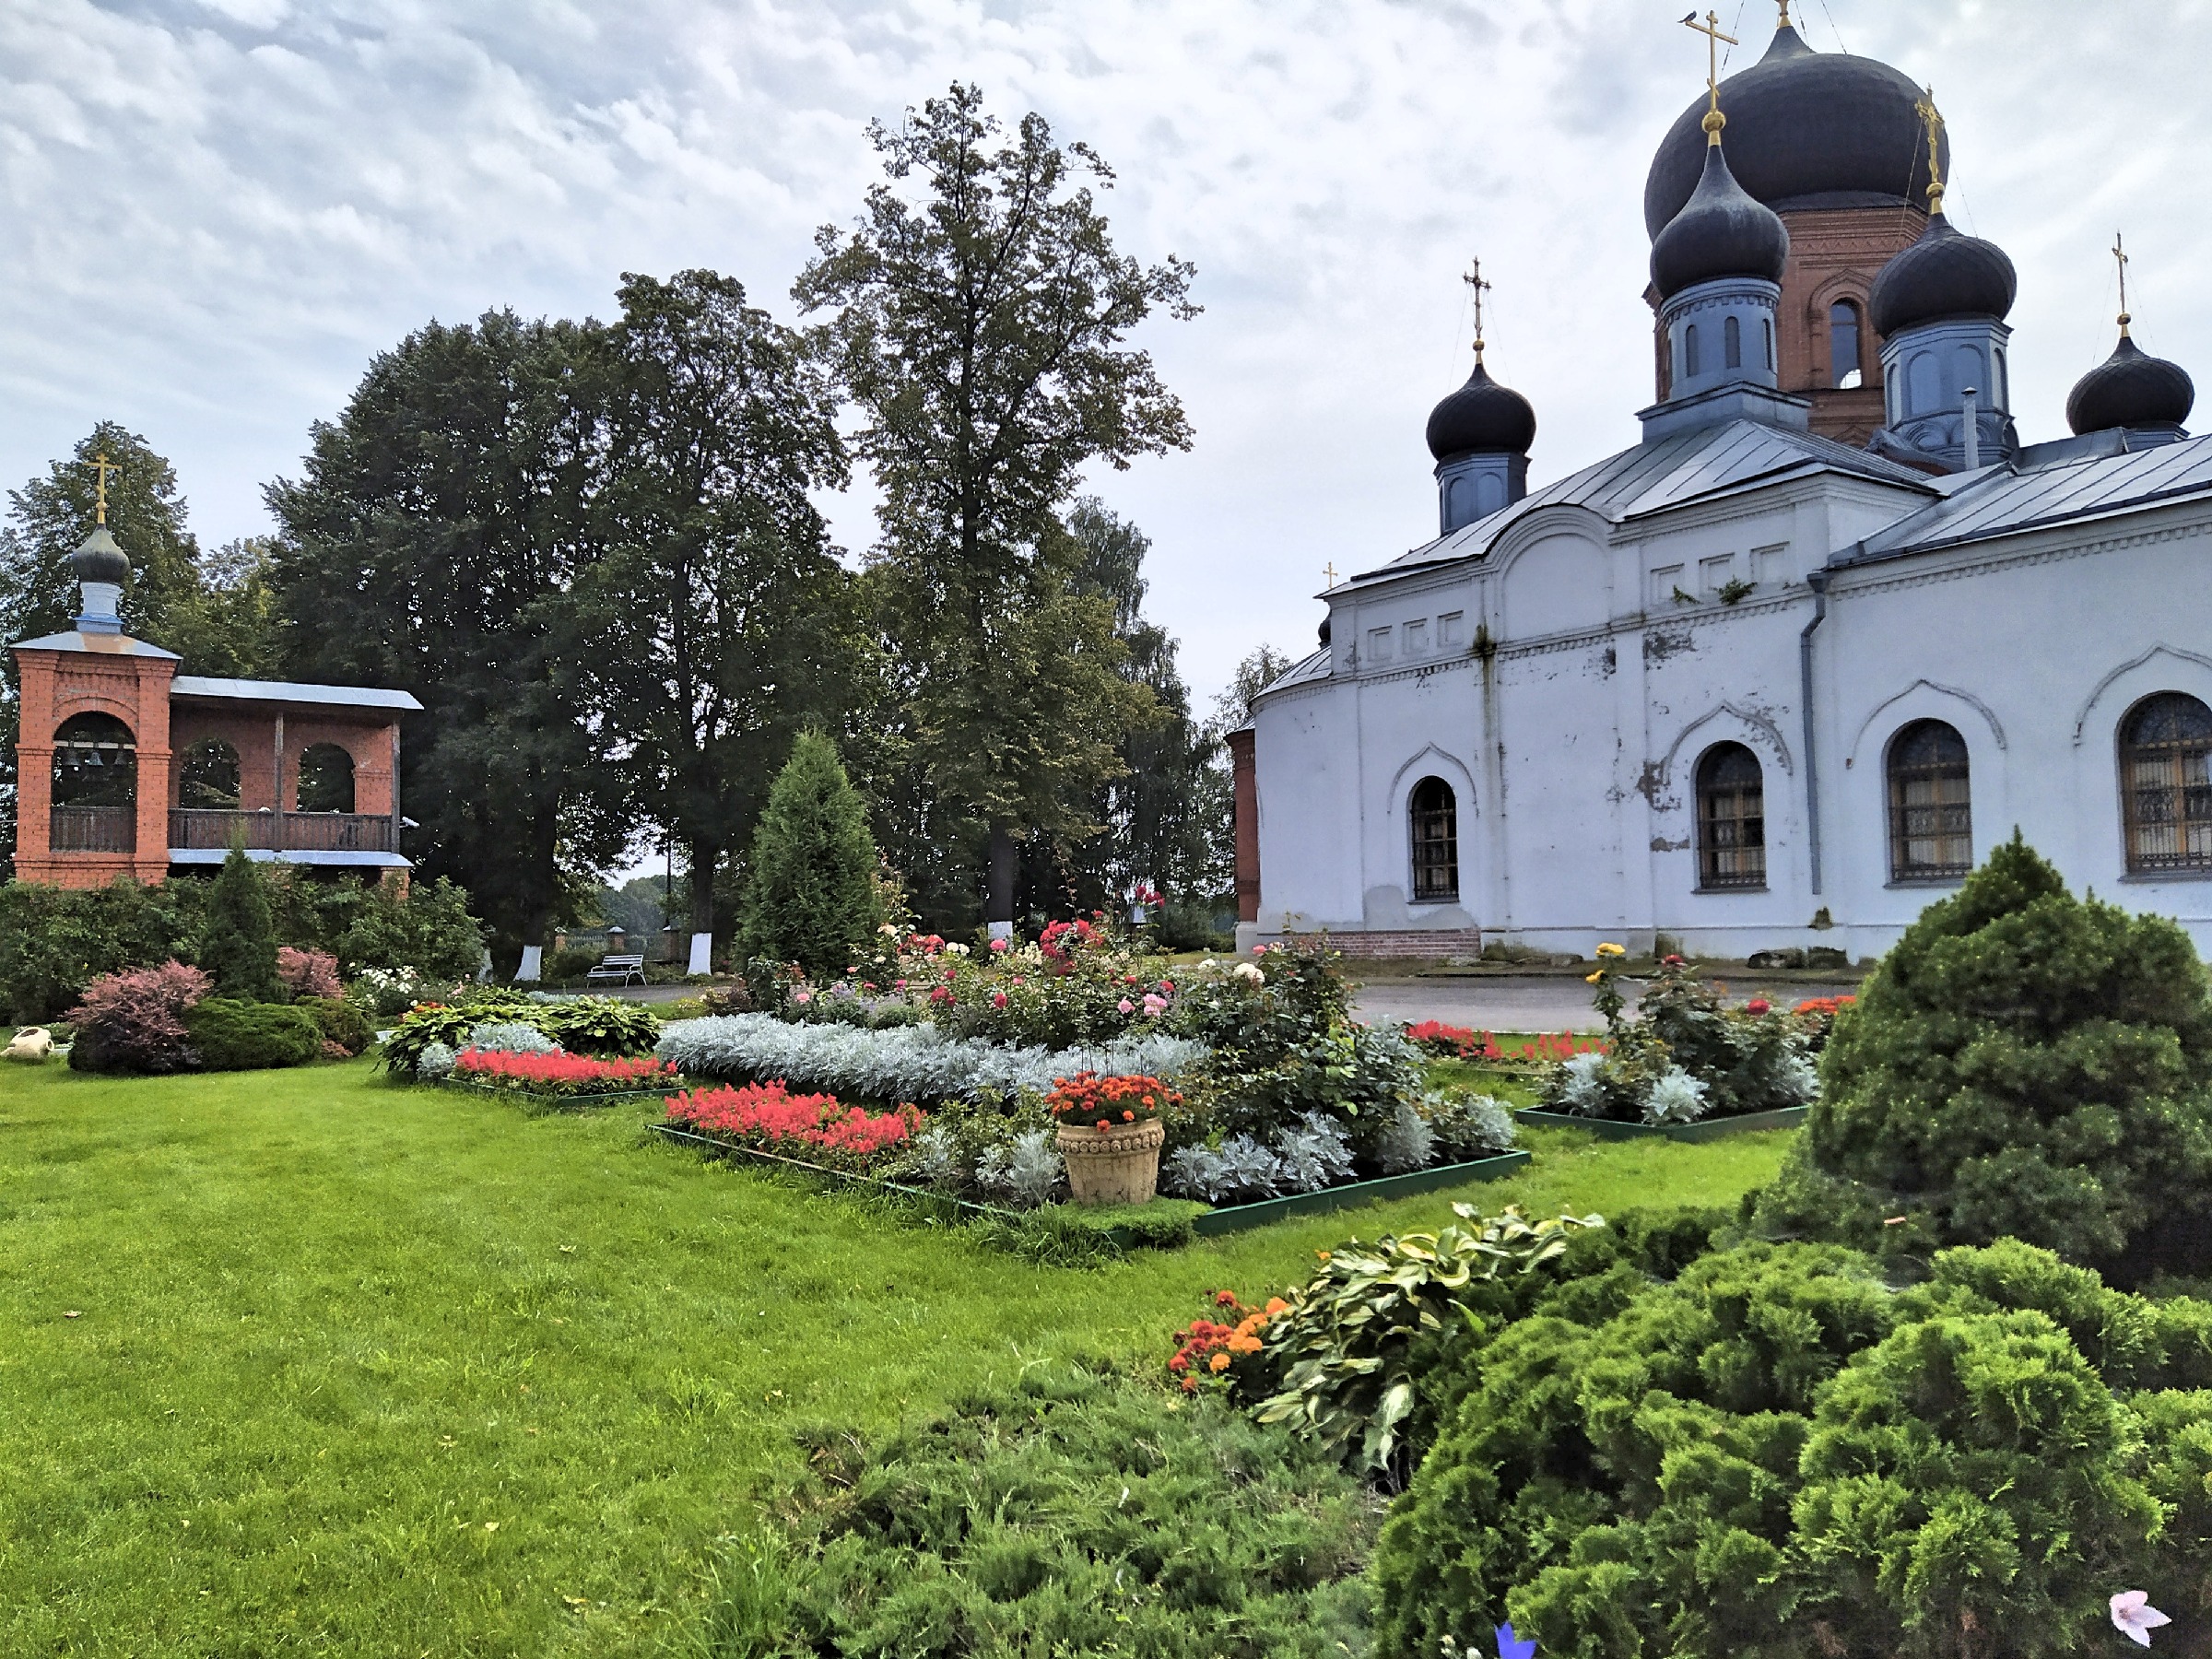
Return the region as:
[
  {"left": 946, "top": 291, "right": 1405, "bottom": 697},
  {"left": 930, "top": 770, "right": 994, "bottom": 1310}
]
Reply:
[
  {"left": 1188, "top": 1150, "right": 1531, "bottom": 1235},
  {"left": 651, "top": 1124, "right": 1532, "bottom": 1241},
  {"left": 439, "top": 1077, "right": 678, "bottom": 1113},
  {"left": 1512, "top": 1105, "right": 1809, "bottom": 1142}
]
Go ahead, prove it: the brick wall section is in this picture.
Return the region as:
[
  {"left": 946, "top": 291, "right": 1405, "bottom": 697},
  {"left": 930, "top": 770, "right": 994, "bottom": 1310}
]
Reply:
[
  {"left": 1265, "top": 927, "right": 1484, "bottom": 960},
  {"left": 11, "top": 643, "right": 177, "bottom": 888},
  {"left": 1229, "top": 727, "right": 1260, "bottom": 924}
]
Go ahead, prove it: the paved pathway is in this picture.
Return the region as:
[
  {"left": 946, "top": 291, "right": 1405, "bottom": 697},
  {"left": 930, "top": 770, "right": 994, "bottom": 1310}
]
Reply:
[{"left": 1347, "top": 975, "right": 1860, "bottom": 1033}]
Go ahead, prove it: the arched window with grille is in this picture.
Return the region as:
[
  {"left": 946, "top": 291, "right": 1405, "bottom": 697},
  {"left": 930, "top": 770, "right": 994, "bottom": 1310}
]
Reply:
[
  {"left": 2121, "top": 693, "right": 2212, "bottom": 874},
  {"left": 1683, "top": 324, "right": 1700, "bottom": 380},
  {"left": 1724, "top": 314, "right": 1742, "bottom": 370},
  {"left": 1887, "top": 720, "right": 1971, "bottom": 881},
  {"left": 1830, "top": 300, "right": 1863, "bottom": 388},
  {"left": 1409, "top": 777, "right": 1459, "bottom": 902},
  {"left": 1696, "top": 743, "right": 1765, "bottom": 889}
]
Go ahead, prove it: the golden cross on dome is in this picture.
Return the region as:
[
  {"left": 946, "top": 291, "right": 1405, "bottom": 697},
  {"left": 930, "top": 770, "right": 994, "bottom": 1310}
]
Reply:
[
  {"left": 82, "top": 452, "right": 118, "bottom": 525},
  {"left": 1323, "top": 561, "right": 1339, "bottom": 588},
  {"left": 1682, "top": 11, "right": 1737, "bottom": 144},
  {"left": 1463, "top": 255, "right": 1492, "bottom": 361},
  {"left": 1913, "top": 88, "right": 1947, "bottom": 214},
  {"left": 2113, "top": 231, "right": 2133, "bottom": 335}
]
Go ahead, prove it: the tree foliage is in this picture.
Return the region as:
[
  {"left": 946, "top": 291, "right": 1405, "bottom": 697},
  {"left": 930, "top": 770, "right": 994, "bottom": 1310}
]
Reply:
[
  {"left": 796, "top": 83, "right": 1196, "bottom": 923},
  {"left": 265, "top": 311, "right": 621, "bottom": 964},
  {"left": 1751, "top": 835, "right": 2212, "bottom": 1281},
  {"left": 197, "top": 846, "right": 279, "bottom": 1002},
  {"left": 738, "top": 731, "right": 884, "bottom": 979},
  {"left": 580, "top": 269, "right": 861, "bottom": 944}
]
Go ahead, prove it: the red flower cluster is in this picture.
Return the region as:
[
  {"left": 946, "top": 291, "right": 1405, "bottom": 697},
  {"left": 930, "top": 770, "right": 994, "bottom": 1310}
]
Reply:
[
  {"left": 1406, "top": 1023, "right": 1605, "bottom": 1064},
  {"left": 665, "top": 1081, "right": 923, "bottom": 1158},
  {"left": 1039, "top": 916, "right": 1107, "bottom": 971},
  {"left": 455, "top": 1049, "right": 677, "bottom": 1093},
  {"left": 1793, "top": 994, "right": 1858, "bottom": 1018},
  {"left": 1167, "top": 1289, "right": 1289, "bottom": 1394},
  {"left": 1044, "top": 1071, "right": 1181, "bottom": 1131}
]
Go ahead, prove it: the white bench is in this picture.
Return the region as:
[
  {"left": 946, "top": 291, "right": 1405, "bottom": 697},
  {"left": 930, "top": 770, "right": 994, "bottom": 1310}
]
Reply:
[{"left": 585, "top": 952, "right": 646, "bottom": 986}]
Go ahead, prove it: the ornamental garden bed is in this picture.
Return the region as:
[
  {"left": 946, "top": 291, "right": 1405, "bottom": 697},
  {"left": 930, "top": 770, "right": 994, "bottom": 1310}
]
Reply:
[{"left": 1512, "top": 1104, "right": 1810, "bottom": 1141}]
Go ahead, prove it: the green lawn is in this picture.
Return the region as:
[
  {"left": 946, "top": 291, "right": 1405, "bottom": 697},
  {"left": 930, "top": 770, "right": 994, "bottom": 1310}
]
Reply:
[{"left": 0, "top": 1060, "right": 1788, "bottom": 1656}]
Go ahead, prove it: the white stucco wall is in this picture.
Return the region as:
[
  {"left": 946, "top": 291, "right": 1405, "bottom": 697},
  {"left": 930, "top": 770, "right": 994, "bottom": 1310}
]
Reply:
[{"left": 1253, "top": 463, "right": 2212, "bottom": 959}]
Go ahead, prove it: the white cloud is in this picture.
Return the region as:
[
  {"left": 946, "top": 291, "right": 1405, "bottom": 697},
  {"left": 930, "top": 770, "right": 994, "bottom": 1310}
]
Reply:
[{"left": 4, "top": 1, "right": 2212, "bottom": 706}]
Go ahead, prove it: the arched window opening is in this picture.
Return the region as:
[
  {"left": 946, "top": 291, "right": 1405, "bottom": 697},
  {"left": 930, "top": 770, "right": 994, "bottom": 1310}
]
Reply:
[
  {"left": 1696, "top": 743, "right": 1765, "bottom": 889},
  {"left": 1888, "top": 720, "right": 1971, "bottom": 882},
  {"left": 52, "top": 712, "right": 135, "bottom": 807},
  {"left": 1763, "top": 317, "right": 1774, "bottom": 371},
  {"left": 2121, "top": 693, "right": 2212, "bottom": 874},
  {"left": 1830, "top": 300, "right": 1863, "bottom": 389},
  {"left": 1724, "top": 314, "right": 1742, "bottom": 370},
  {"left": 50, "top": 712, "right": 136, "bottom": 853},
  {"left": 1409, "top": 777, "right": 1459, "bottom": 902},
  {"left": 181, "top": 738, "right": 241, "bottom": 809},
  {"left": 1994, "top": 346, "right": 2009, "bottom": 409},
  {"left": 1908, "top": 350, "right": 1939, "bottom": 414},
  {"left": 297, "top": 744, "right": 356, "bottom": 814},
  {"left": 1683, "top": 324, "right": 1700, "bottom": 380}
]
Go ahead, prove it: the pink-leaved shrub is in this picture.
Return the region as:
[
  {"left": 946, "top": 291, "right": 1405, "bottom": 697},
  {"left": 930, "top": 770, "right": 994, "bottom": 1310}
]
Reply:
[
  {"left": 67, "top": 961, "right": 211, "bottom": 1074},
  {"left": 276, "top": 947, "right": 342, "bottom": 1001}
]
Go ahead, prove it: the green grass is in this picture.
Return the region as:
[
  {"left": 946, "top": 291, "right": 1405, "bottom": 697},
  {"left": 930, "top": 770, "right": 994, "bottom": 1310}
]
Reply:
[{"left": 0, "top": 1060, "right": 1787, "bottom": 1655}]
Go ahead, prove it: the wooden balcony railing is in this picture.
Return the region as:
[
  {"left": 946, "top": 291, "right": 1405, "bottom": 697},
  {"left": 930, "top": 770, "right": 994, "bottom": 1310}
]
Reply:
[
  {"left": 168, "top": 809, "right": 396, "bottom": 854},
  {"left": 51, "top": 805, "right": 135, "bottom": 853}
]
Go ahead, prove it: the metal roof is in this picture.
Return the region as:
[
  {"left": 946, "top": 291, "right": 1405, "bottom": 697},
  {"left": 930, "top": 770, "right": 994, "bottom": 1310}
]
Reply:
[
  {"left": 1348, "top": 419, "right": 1936, "bottom": 589},
  {"left": 168, "top": 847, "right": 411, "bottom": 869},
  {"left": 170, "top": 676, "right": 422, "bottom": 712},
  {"left": 1257, "top": 648, "right": 1333, "bottom": 699},
  {"left": 9, "top": 630, "right": 180, "bottom": 660},
  {"left": 1848, "top": 430, "right": 2212, "bottom": 563}
]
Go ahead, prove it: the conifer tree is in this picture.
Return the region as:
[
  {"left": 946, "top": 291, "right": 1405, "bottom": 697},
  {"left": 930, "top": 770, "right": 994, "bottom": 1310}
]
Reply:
[
  {"left": 198, "top": 846, "right": 280, "bottom": 1002},
  {"left": 737, "top": 732, "right": 883, "bottom": 978},
  {"left": 1753, "top": 834, "right": 2212, "bottom": 1280}
]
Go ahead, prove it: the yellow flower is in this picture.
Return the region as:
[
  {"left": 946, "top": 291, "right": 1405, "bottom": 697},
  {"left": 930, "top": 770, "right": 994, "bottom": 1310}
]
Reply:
[
  {"left": 1585, "top": 971, "right": 1604, "bottom": 984},
  {"left": 1597, "top": 942, "right": 1626, "bottom": 958}
]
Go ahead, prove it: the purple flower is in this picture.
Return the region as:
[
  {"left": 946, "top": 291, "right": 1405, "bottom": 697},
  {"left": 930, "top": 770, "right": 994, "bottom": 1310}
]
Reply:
[
  {"left": 2112, "top": 1593, "right": 2171, "bottom": 1648},
  {"left": 1496, "top": 1623, "right": 1536, "bottom": 1659}
]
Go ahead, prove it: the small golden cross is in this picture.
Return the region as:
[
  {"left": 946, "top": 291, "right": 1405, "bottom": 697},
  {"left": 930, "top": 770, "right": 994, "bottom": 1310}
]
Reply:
[
  {"left": 1463, "top": 255, "right": 1492, "bottom": 361},
  {"left": 2113, "top": 231, "right": 2132, "bottom": 335},
  {"left": 1323, "top": 561, "right": 1339, "bottom": 588},
  {"left": 83, "top": 451, "right": 118, "bottom": 526},
  {"left": 1682, "top": 11, "right": 1738, "bottom": 141},
  {"left": 1912, "top": 88, "right": 1947, "bottom": 213}
]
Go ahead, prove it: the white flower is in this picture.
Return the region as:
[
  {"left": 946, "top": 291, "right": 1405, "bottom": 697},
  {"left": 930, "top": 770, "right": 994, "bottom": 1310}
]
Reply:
[
  {"left": 1232, "top": 962, "right": 1265, "bottom": 984},
  {"left": 2112, "top": 1593, "right": 2171, "bottom": 1648}
]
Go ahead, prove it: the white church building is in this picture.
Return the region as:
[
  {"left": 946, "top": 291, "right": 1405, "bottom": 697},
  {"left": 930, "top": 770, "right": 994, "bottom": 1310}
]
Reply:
[{"left": 1233, "top": 13, "right": 2212, "bottom": 962}]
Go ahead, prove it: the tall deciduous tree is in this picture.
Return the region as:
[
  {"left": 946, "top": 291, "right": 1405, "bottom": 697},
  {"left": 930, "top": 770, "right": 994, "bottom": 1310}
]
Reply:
[
  {"left": 795, "top": 83, "right": 1197, "bottom": 931},
  {"left": 582, "top": 270, "right": 859, "bottom": 958},
  {"left": 265, "top": 312, "right": 619, "bottom": 970}
]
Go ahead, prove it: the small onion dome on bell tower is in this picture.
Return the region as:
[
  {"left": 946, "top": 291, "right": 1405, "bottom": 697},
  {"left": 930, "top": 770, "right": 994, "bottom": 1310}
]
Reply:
[
  {"left": 1649, "top": 140, "right": 1789, "bottom": 301},
  {"left": 1868, "top": 213, "right": 2017, "bottom": 335},
  {"left": 71, "top": 524, "right": 129, "bottom": 588},
  {"left": 1425, "top": 359, "right": 1536, "bottom": 463},
  {"left": 2068, "top": 239, "right": 2193, "bottom": 438}
]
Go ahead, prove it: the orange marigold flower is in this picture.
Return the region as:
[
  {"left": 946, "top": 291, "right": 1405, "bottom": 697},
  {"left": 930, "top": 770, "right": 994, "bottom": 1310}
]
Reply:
[
  {"left": 1264, "top": 1297, "right": 1290, "bottom": 1316},
  {"left": 1208, "top": 1352, "right": 1231, "bottom": 1373}
]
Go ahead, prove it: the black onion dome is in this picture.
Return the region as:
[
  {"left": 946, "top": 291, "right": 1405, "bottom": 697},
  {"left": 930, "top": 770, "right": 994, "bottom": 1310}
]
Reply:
[
  {"left": 1425, "top": 360, "right": 1536, "bottom": 460},
  {"left": 2066, "top": 335, "right": 2195, "bottom": 435},
  {"left": 1867, "top": 213, "right": 2018, "bottom": 335},
  {"left": 70, "top": 525, "right": 129, "bottom": 587},
  {"left": 1650, "top": 141, "right": 1789, "bottom": 301},
  {"left": 1644, "top": 26, "right": 1946, "bottom": 237}
]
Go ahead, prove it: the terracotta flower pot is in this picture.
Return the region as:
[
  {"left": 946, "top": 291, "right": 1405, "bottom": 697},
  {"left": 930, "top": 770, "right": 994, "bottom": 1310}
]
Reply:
[{"left": 1054, "top": 1118, "right": 1166, "bottom": 1206}]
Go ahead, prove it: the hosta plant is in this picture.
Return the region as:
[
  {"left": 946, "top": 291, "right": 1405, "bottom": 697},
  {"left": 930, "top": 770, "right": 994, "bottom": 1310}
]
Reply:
[{"left": 1250, "top": 1204, "right": 1602, "bottom": 1477}]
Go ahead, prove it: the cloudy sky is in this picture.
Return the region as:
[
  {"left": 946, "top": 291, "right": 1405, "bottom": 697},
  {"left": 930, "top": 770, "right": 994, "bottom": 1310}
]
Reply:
[{"left": 5, "top": 0, "right": 2209, "bottom": 711}]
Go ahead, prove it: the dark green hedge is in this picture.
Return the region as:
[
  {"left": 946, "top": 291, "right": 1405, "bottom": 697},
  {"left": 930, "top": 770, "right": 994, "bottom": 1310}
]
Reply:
[{"left": 182, "top": 999, "right": 324, "bottom": 1071}]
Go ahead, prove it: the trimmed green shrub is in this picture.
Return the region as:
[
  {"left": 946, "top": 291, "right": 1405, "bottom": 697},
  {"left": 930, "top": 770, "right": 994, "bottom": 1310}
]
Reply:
[
  {"left": 266, "top": 868, "right": 486, "bottom": 982},
  {"left": 183, "top": 998, "right": 322, "bottom": 1070},
  {"left": 300, "top": 994, "right": 373, "bottom": 1057},
  {"left": 0, "top": 879, "right": 206, "bottom": 1022},
  {"left": 712, "top": 1362, "right": 1378, "bottom": 1656},
  {"left": 195, "top": 848, "right": 280, "bottom": 1001},
  {"left": 1750, "top": 836, "right": 2212, "bottom": 1281},
  {"left": 736, "top": 731, "right": 884, "bottom": 980},
  {"left": 1370, "top": 1237, "right": 2212, "bottom": 1659}
]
